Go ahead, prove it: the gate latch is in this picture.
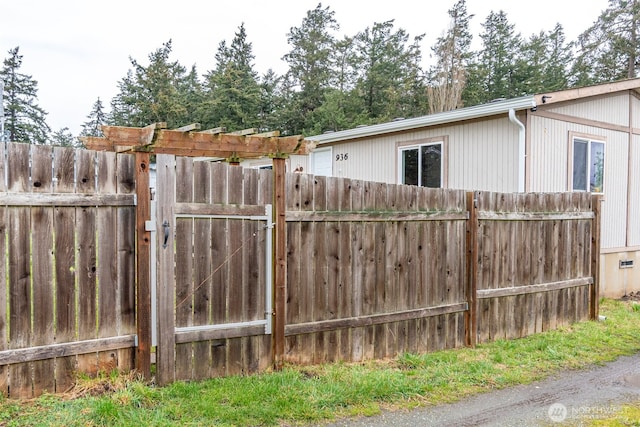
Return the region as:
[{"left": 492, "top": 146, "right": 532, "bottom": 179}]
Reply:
[{"left": 162, "top": 220, "right": 170, "bottom": 248}]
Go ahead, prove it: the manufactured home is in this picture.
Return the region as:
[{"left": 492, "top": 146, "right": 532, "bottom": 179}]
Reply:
[{"left": 251, "top": 78, "right": 640, "bottom": 298}]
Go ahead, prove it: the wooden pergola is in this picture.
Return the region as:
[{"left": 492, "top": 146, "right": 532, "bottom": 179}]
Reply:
[
  {"left": 83, "top": 123, "right": 315, "bottom": 378},
  {"left": 82, "top": 122, "right": 314, "bottom": 159}
]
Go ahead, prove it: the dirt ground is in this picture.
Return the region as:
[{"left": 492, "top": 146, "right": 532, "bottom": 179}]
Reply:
[{"left": 621, "top": 291, "right": 640, "bottom": 302}]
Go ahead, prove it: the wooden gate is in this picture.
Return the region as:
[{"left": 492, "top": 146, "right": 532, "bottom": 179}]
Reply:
[{"left": 154, "top": 155, "right": 274, "bottom": 384}]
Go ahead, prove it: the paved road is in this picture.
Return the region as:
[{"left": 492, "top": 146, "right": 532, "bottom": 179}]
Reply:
[{"left": 320, "top": 352, "right": 640, "bottom": 426}]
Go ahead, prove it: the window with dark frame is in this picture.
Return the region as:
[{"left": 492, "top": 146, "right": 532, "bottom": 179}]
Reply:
[{"left": 399, "top": 142, "right": 442, "bottom": 188}]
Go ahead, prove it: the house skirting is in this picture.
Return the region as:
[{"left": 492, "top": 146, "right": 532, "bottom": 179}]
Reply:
[{"left": 600, "top": 250, "right": 640, "bottom": 297}]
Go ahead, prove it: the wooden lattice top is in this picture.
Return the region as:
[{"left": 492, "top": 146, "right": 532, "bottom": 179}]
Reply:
[{"left": 81, "top": 123, "right": 315, "bottom": 160}]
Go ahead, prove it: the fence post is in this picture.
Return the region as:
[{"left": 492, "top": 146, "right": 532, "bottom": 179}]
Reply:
[
  {"left": 272, "top": 157, "right": 287, "bottom": 369},
  {"left": 465, "top": 191, "right": 479, "bottom": 347},
  {"left": 590, "top": 194, "right": 603, "bottom": 320},
  {"left": 135, "top": 152, "right": 152, "bottom": 379}
]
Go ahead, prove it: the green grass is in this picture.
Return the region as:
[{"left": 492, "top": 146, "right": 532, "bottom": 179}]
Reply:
[{"left": 0, "top": 299, "right": 639, "bottom": 426}]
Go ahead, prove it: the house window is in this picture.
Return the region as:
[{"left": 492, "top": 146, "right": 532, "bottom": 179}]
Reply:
[
  {"left": 571, "top": 137, "right": 605, "bottom": 193},
  {"left": 399, "top": 142, "right": 443, "bottom": 188}
]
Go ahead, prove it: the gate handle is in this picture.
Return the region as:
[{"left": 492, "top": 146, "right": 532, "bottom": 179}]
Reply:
[{"left": 162, "top": 220, "right": 170, "bottom": 248}]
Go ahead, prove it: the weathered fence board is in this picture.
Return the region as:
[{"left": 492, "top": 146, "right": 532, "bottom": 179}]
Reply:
[
  {"left": 54, "top": 146, "right": 78, "bottom": 392},
  {"left": 0, "top": 143, "right": 137, "bottom": 398}
]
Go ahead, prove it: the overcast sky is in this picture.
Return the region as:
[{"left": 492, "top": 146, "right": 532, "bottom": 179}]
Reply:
[{"left": 1, "top": 0, "right": 609, "bottom": 136}]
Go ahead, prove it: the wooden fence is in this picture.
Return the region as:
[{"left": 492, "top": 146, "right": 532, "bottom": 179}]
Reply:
[
  {"left": 471, "top": 191, "right": 597, "bottom": 343},
  {"left": 0, "top": 145, "right": 600, "bottom": 396},
  {"left": 281, "top": 175, "right": 597, "bottom": 363},
  {"left": 0, "top": 143, "right": 136, "bottom": 398},
  {"left": 284, "top": 175, "right": 469, "bottom": 363}
]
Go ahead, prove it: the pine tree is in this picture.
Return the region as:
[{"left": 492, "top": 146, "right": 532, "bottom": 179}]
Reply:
[
  {"left": 202, "top": 24, "right": 262, "bottom": 131},
  {"left": 311, "top": 36, "right": 367, "bottom": 133},
  {"left": 400, "top": 33, "right": 429, "bottom": 118},
  {"left": 180, "top": 65, "right": 205, "bottom": 126},
  {"left": 427, "top": 0, "right": 474, "bottom": 113},
  {"left": 520, "top": 24, "right": 572, "bottom": 94},
  {"left": 1, "top": 47, "right": 50, "bottom": 144},
  {"left": 51, "top": 127, "right": 79, "bottom": 147},
  {"left": 572, "top": 0, "right": 640, "bottom": 85},
  {"left": 351, "top": 20, "right": 426, "bottom": 122},
  {"left": 79, "top": 97, "right": 107, "bottom": 138},
  {"left": 109, "top": 40, "right": 193, "bottom": 128},
  {"left": 282, "top": 3, "right": 339, "bottom": 134},
  {"left": 464, "top": 11, "right": 523, "bottom": 104},
  {"left": 257, "top": 69, "right": 286, "bottom": 133}
]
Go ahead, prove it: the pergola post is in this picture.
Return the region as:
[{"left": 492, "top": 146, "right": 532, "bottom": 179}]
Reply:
[
  {"left": 135, "top": 152, "right": 152, "bottom": 378},
  {"left": 272, "top": 156, "right": 287, "bottom": 370}
]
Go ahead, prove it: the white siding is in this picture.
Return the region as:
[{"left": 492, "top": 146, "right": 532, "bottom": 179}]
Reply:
[
  {"left": 600, "top": 131, "right": 629, "bottom": 249},
  {"left": 528, "top": 116, "right": 569, "bottom": 192},
  {"left": 289, "top": 154, "right": 310, "bottom": 173},
  {"left": 312, "top": 116, "right": 520, "bottom": 192},
  {"left": 632, "top": 96, "right": 640, "bottom": 129},
  {"left": 628, "top": 134, "right": 640, "bottom": 246},
  {"left": 528, "top": 115, "right": 629, "bottom": 249},
  {"left": 449, "top": 117, "right": 519, "bottom": 192},
  {"left": 548, "top": 93, "right": 630, "bottom": 127}
]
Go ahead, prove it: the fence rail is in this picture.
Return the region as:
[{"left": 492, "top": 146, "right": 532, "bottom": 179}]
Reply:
[{"left": 0, "top": 143, "right": 599, "bottom": 396}]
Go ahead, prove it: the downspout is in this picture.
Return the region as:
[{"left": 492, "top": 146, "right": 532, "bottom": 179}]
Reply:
[{"left": 508, "top": 108, "right": 526, "bottom": 192}]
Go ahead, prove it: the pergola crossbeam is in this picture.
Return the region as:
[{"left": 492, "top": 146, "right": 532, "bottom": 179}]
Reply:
[
  {"left": 229, "top": 128, "right": 258, "bottom": 136},
  {"left": 173, "top": 123, "right": 201, "bottom": 132},
  {"left": 200, "top": 127, "right": 226, "bottom": 134},
  {"left": 81, "top": 124, "right": 315, "bottom": 159}
]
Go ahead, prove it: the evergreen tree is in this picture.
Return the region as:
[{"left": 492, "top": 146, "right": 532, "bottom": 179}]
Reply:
[
  {"left": 109, "top": 70, "right": 137, "bottom": 126},
  {"left": 79, "top": 97, "right": 107, "bottom": 137},
  {"left": 109, "top": 40, "right": 193, "bottom": 128},
  {"left": 257, "top": 69, "right": 286, "bottom": 132},
  {"left": 545, "top": 24, "right": 574, "bottom": 91},
  {"left": 351, "top": 20, "right": 426, "bottom": 122},
  {"left": 282, "top": 3, "right": 339, "bottom": 134},
  {"left": 0, "top": 47, "right": 50, "bottom": 144},
  {"left": 464, "top": 11, "right": 523, "bottom": 104},
  {"left": 520, "top": 24, "right": 572, "bottom": 94},
  {"left": 50, "top": 127, "right": 79, "bottom": 147},
  {"left": 311, "top": 36, "right": 367, "bottom": 133},
  {"left": 400, "top": 34, "right": 429, "bottom": 118},
  {"left": 427, "top": 0, "right": 474, "bottom": 113},
  {"left": 202, "top": 24, "right": 262, "bottom": 131},
  {"left": 572, "top": 0, "right": 640, "bottom": 85}
]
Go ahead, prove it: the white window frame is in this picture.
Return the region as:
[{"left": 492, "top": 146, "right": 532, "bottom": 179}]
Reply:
[
  {"left": 396, "top": 140, "right": 445, "bottom": 188},
  {"left": 568, "top": 133, "right": 605, "bottom": 194}
]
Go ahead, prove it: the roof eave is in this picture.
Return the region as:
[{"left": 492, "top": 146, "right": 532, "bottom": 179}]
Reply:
[{"left": 307, "top": 96, "right": 537, "bottom": 145}]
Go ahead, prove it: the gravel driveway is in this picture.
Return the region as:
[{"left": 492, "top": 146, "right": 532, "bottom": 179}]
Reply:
[{"left": 319, "top": 352, "right": 640, "bottom": 426}]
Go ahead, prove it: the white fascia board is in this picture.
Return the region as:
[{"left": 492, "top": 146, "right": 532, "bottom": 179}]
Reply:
[{"left": 307, "top": 96, "right": 537, "bottom": 145}]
